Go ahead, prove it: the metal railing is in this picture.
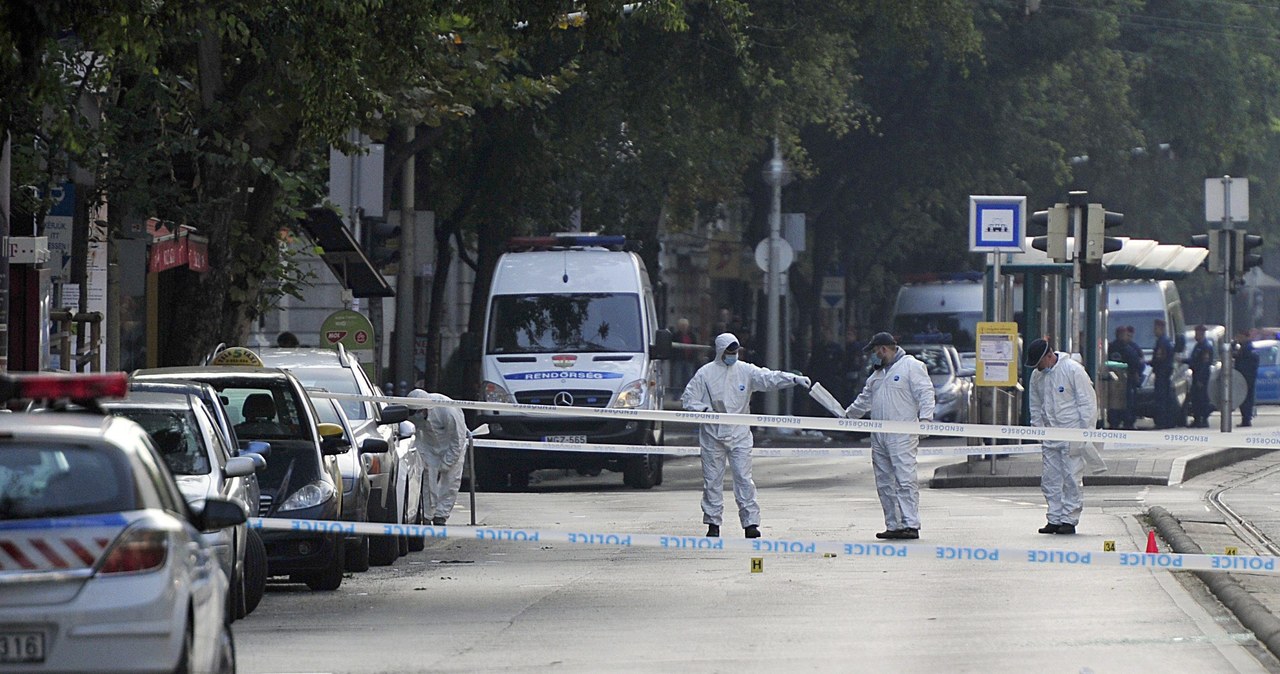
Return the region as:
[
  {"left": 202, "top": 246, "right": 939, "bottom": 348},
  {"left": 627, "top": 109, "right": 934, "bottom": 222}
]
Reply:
[{"left": 50, "top": 310, "right": 103, "bottom": 372}]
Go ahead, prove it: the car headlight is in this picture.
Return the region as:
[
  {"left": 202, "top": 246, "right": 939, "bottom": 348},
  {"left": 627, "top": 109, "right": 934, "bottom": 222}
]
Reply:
[
  {"left": 278, "top": 481, "right": 336, "bottom": 512},
  {"left": 611, "top": 379, "right": 647, "bottom": 409},
  {"left": 483, "top": 380, "right": 514, "bottom": 404}
]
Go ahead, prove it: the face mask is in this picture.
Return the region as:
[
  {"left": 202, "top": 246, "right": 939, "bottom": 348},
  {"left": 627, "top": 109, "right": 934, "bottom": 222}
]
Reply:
[
  {"left": 723, "top": 354, "right": 738, "bottom": 366},
  {"left": 870, "top": 353, "right": 882, "bottom": 366}
]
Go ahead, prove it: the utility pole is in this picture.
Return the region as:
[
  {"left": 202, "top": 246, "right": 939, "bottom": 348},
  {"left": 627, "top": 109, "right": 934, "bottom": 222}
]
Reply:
[
  {"left": 762, "top": 138, "right": 786, "bottom": 415},
  {"left": 394, "top": 126, "right": 416, "bottom": 394}
]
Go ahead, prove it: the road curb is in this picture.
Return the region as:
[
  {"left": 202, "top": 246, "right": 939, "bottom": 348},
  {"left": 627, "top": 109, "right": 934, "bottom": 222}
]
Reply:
[{"left": 1147, "top": 505, "right": 1280, "bottom": 660}]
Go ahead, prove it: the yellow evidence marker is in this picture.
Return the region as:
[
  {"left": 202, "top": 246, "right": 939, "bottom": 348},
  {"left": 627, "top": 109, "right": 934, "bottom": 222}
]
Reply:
[
  {"left": 1225, "top": 546, "right": 1239, "bottom": 556},
  {"left": 1103, "top": 540, "right": 1116, "bottom": 552},
  {"left": 750, "top": 557, "right": 764, "bottom": 573}
]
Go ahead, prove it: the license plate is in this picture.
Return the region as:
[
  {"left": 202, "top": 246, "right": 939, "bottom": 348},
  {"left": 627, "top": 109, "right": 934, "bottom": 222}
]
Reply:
[
  {"left": 544, "top": 435, "right": 588, "bottom": 444},
  {"left": 0, "top": 632, "right": 44, "bottom": 663}
]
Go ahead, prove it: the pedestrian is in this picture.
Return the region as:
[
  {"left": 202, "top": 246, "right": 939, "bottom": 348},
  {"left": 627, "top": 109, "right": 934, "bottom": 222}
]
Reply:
[
  {"left": 1188, "top": 325, "right": 1214, "bottom": 428},
  {"left": 407, "top": 390, "right": 469, "bottom": 526},
  {"left": 1150, "top": 319, "right": 1177, "bottom": 429},
  {"left": 1106, "top": 327, "right": 1143, "bottom": 429},
  {"left": 1235, "top": 330, "right": 1259, "bottom": 427},
  {"left": 843, "top": 331, "right": 935, "bottom": 540},
  {"left": 671, "top": 317, "right": 700, "bottom": 389},
  {"left": 681, "top": 332, "right": 810, "bottom": 538},
  {"left": 1025, "top": 338, "right": 1097, "bottom": 535}
]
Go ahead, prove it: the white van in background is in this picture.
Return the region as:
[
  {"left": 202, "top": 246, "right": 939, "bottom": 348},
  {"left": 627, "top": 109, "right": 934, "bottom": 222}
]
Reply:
[
  {"left": 891, "top": 273, "right": 1022, "bottom": 369},
  {"left": 1104, "top": 279, "right": 1189, "bottom": 424},
  {"left": 474, "top": 234, "right": 672, "bottom": 490}
]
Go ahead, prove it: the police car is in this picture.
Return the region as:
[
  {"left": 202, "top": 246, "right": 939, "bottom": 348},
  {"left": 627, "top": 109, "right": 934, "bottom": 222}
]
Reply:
[{"left": 0, "top": 373, "right": 240, "bottom": 673}]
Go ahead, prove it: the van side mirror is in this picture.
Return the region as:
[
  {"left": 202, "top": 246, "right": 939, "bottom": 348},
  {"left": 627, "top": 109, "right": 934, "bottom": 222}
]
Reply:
[
  {"left": 650, "top": 329, "right": 673, "bottom": 360},
  {"left": 460, "top": 332, "right": 482, "bottom": 363}
]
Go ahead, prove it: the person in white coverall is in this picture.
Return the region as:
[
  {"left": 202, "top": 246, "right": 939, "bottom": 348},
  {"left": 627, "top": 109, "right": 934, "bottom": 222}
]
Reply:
[
  {"left": 681, "top": 333, "right": 810, "bottom": 538},
  {"left": 843, "top": 332, "right": 934, "bottom": 540},
  {"left": 408, "top": 390, "right": 469, "bottom": 526},
  {"left": 1024, "top": 338, "right": 1096, "bottom": 535}
]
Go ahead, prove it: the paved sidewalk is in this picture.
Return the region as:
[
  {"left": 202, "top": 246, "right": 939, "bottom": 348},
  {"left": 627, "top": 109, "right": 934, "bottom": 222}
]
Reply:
[{"left": 930, "top": 444, "right": 1271, "bottom": 488}]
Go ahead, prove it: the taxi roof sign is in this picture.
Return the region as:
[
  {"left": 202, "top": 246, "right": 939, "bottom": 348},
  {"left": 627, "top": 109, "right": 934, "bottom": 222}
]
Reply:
[{"left": 210, "top": 347, "right": 265, "bottom": 367}]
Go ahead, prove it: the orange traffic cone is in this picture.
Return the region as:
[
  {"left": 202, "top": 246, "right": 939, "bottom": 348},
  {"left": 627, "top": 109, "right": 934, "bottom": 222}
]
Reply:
[{"left": 1146, "top": 530, "right": 1159, "bottom": 554}]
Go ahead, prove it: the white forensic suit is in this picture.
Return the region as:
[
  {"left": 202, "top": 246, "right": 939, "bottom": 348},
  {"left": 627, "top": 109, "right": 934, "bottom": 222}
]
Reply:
[
  {"left": 681, "top": 333, "right": 807, "bottom": 529},
  {"left": 1028, "top": 352, "right": 1097, "bottom": 527},
  {"left": 408, "top": 390, "right": 469, "bottom": 523},
  {"left": 844, "top": 347, "right": 935, "bottom": 531}
]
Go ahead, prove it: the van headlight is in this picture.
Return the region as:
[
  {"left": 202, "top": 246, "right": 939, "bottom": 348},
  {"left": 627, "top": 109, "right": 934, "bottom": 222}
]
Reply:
[
  {"left": 612, "top": 379, "right": 647, "bottom": 409},
  {"left": 279, "top": 481, "right": 336, "bottom": 512},
  {"left": 483, "top": 381, "right": 514, "bottom": 404}
]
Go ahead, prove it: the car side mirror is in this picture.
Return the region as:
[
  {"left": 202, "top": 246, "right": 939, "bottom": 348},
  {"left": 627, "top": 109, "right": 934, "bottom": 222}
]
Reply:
[
  {"left": 245, "top": 452, "right": 266, "bottom": 472},
  {"left": 378, "top": 404, "right": 410, "bottom": 425},
  {"left": 321, "top": 435, "right": 352, "bottom": 455},
  {"left": 360, "top": 438, "right": 389, "bottom": 454},
  {"left": 224, "top": 456, "right": 257, "bottom": 478},
  {"left": 243, "top": 440, "right": 271, "bottom": 459},
  {"left": 650, "top": 328, "right": 673, "bottom": 360},
  {"left": 194, "top": 497, "right": 247, "bottom": 532},
  {"left": 398, "top": 420, "right": 416, "bottom": 441}
]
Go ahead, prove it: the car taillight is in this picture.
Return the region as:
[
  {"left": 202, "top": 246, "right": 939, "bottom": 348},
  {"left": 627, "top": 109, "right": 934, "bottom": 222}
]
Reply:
[{"left": 98, "top": 529, "right": 168, "bottom": 575}]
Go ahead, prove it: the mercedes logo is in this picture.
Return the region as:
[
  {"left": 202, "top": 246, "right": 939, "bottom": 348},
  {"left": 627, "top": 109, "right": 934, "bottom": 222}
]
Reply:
[{"left": 553, "top": 391, "right": 574, "bottom": 407}]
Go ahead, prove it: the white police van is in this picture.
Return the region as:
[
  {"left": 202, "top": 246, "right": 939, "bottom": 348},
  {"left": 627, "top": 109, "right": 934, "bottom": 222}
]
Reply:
[{"left": 474, "top": 234, "right": 672, "bottom": 490}]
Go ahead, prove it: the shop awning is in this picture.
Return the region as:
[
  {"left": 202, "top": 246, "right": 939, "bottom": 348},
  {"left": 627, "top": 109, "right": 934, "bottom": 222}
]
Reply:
[{"left": 297, "top": 208, "right": 394, "bottom": 298}]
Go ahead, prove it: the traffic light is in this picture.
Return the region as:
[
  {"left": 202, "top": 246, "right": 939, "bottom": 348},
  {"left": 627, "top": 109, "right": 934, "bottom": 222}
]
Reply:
[
  {"left": 1029, "top": 204, "right": 1069, "bottom": 262},
  {"left": 1189, "top": 232, "right": 1221, "bottom": 273},
  {"left": 361, "top": 216, "right": 400, "bottom": 271},
  {"left": 1084, "top": 204, "right": 1124, "bottom": 263},
  {"left": 1235, "top": 231, "right": 1263, "bottom": 275}
]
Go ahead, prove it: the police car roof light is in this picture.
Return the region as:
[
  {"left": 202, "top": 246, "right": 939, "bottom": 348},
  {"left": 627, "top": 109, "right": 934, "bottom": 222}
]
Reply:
[{"left": 4, "top": 372, "right": 129, "bottom": 401}]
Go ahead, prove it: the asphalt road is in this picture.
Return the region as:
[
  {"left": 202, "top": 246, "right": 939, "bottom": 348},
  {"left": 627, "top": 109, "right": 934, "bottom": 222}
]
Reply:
[{"left": 234, "top": 412, "right": 1280, "bottom": 673}]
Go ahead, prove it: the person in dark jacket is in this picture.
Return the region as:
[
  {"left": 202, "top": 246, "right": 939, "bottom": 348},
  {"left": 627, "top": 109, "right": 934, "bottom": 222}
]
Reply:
[
  {"left": 1106, "top": 327, "right": 1143, "bottom": 429},
  {"left": 1150, "top": 320, "right": 1177, "bottom": 429},
  {"left": 1188, "top": 325, "right": 1214, "bottom": 428},
  {"left": 1235, "top": 330, "right": 1259, "bottom": 427}
]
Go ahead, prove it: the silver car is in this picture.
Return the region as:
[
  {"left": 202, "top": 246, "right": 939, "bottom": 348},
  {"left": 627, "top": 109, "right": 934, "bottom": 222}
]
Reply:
[
  {"left": 102, "top": 391, "right": 262, "bottom": 623},
  {"left": 902, "top": 344, "right": 974, "bottom": 423},
  {"left": 0, "top": 375, "right": 241, "bottom": 673}
]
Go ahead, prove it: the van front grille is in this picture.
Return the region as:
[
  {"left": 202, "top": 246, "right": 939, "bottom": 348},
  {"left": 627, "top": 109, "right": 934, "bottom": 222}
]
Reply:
[{"left": 515, "top": 389, "right": 613, "bottom": 408}]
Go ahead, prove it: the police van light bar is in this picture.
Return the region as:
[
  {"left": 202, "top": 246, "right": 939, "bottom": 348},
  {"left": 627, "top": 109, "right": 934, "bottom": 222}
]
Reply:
[
  {"left": 507, "top": 234, "right": 627, "bottom": 251},
  {"left": 1, "top": 372, "right": 129, "bottom": 401}
]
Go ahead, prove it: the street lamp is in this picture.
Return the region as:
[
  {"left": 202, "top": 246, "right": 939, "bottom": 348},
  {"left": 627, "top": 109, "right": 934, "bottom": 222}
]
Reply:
[{"left": 761, "top": 138, "right": 792, "bottom": 415}]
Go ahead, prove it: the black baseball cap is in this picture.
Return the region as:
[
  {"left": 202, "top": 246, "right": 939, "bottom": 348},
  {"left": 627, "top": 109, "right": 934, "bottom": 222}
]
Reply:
[
  {"left": 862, "top": 331, "right": 897, "bottom": 353},
  {"left": 1024, "top": 338, "right": 1050, "bottom": 367}
]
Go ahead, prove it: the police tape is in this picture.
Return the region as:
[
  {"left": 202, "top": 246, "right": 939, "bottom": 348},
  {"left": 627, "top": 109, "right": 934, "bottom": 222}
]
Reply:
[
  {"left": 315, "top": 390, "right": 1272, "bottom": 451},
  {"left": 249, "top": 516, "right": 1280, "bottom": 574},
  {"left": 474, "top": 438, "right": 1043, "bottom": 458}
]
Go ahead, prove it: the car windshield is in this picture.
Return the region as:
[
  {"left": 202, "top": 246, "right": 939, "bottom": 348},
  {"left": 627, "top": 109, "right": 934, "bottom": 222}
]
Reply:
[
  {"left": 906, "top": 348, "right": 952, "bottom": 376},
  {"left": 288, "top": 368, "right": 368, "bottom": 421},
  {"left": 487, "top": 293, "right": 644, "bottom": 354},
  {"left": 214, "top": 383, "right": 310, "bottom": 442},
  {"left": 112, "top": 409, "right": 211, "bottom": 476},
  {"left": 0, "top": 444, "right": 134, "bottom": 519}
]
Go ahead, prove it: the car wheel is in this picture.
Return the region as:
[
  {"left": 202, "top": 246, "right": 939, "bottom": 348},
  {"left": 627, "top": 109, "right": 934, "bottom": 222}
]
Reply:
[
  {"left": 369, "top": 478, "right": 401, "bottom": 566},
  {"left": 304, "top": 541, "right": 345, "bottom": 591},
  {"left": 229, "top": 562, "right": 245, "bottom": 621},
  {"left": 623, "top": 453, "right": 661, "bottom": 489},
  {"left": 345, "top": 535, "right": 370, "bottom": 572},
  {"left": 173, "top": 612, "right": 193, "bottom": 674},
  {"left": 408, "top": 487, "right": 426, "bottom": 552},
  {"left": 242, "top": 529, "right": 267, "bottom": 616},
  {"left": 653, "top": 455, "right": 665, "bottom": 486}
]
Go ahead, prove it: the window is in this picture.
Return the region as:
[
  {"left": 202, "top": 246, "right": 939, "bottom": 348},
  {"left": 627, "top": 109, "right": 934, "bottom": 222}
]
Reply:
[
  {"left": 487, "top": 293, "right": 644, "bottom": 354},
  {"left": 290, "top": 367, "right": 370, "bottom": 421},
  {"left": 0, "top": 444, "right": 134, "bottom": 519},
  {"left": 114, "top": 409, "right": 211, "bottom": 475}
]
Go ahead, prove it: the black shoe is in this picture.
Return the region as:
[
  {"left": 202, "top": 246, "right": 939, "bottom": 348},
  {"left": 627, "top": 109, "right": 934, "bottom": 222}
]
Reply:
[
  {"left": 875, "top": 529, "right": 901, "bottom": 539},
  {"left": 706, "top": 525, "right": 720, "bottom": 538},
  {"left": 1055, "top": 523, "right": 1076, "bottom": 535},
  {"left": 744, "top": 525, "right": 761, "bottom": 539},
  {"left": 1241, "top": 420, "right": 1252, "bottom": 427},
  {"left": 898, "top": 528, "right": 919, "bottom": 540},
  {"left": 1038, "top": 523, "right": 1061, "bottom": 534},
  {"left": 431, "top": 517, "right": 446, "bottom": 526}
]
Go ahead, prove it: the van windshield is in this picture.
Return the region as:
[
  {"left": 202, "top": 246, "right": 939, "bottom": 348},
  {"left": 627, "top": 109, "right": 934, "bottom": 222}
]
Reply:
[
  {"left": 487, "top": 293, "right": 644, "bottom": 354},
  {"left": 1108, "top": 311, "right": 1165, "bottom": 354},
  {"left": 892, "top": 313, "right": 980, "bottom": 352}
]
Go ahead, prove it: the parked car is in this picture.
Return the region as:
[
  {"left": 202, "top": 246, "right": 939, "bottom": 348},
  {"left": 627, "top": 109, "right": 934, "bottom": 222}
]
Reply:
[
  {"left": 901, "top": 343, "right": 974, "bottom": 423},
  {"left": 254, "top": 346, "right": 418, "bottom": 564},
  {"left": 308, "top": 388, "right": 376, "bottom": 572},
  {"left": 132, "top": 365, "right": 349, "bottom": 591},
  {"left": 0, "top": 372, "right": 240, "bottom": 673},
  {"left": 1250, "top": 339, "right": 1280, "bottom": 404}
]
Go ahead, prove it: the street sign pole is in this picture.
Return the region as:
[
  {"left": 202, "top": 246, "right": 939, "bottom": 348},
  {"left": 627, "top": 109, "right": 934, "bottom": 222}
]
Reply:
[{"left": 1206, "top": 175, "right": 1247, "bottom": 432}]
